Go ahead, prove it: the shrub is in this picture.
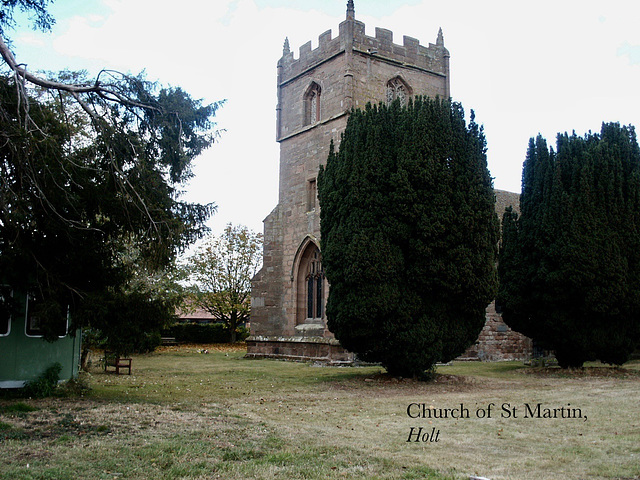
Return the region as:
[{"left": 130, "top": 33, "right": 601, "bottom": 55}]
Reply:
[
  {"left": 236, "top": 325, "right": 250, "bottom": 342},
  {"left": 22, "top": 363, "right": 62, "bottom": 398},
  {"left": 138, "top": 331, "right": 162, "bottom": 353},
  {"left": 168, "top": 322, "right": 249, "bottom": 343}
]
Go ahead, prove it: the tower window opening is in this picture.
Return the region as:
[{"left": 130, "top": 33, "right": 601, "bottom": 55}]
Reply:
[
  {"left": 307, "top": 178, "right": 317, "bottom": 211},
  {"left": 386, "top": 77, "right": 410, "bottom": 106},
  {"left": 304, "top": 83, "right": 321, "bottom": 125}
]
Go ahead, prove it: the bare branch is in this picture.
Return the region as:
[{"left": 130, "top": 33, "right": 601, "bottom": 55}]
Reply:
[
  {"left": 0, "top": 33, "right": 162, "bottom": 113},
  {"left": 1, "top": 35, "right": 97, "bottom": 93}
]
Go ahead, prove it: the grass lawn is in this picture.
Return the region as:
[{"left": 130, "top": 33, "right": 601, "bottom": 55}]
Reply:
[{"left": 1, "top": 344, "right": 639, "bottom": 480}]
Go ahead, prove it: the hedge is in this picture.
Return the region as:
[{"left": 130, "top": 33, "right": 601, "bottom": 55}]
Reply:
[{"left": 167, "top": 323, "right": 249, "bottom": 344}]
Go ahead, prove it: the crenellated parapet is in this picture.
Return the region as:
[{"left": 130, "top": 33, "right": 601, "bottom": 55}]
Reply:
[
  {"left": 277, "top": 28, "right": 343, "bottom": 81},
  {"left": 278, "top": 8, "right": 449, "bottom": 84},
  {"left": 351, "top": 24, "right": 449, "bottom": 76}
]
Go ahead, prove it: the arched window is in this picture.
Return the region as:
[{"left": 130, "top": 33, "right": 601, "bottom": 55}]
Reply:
[
  {"left": 304, "top": 82, "right": 321, "bottom": 126},
  {"left": 386, "top": 77, "right": 411, "bottom": 106},
  {"left": 305, "top": 251, "right": 324, "bottom": 319},
  {"left": 294, "top": 240, "right": 325, "bottom": 325}
]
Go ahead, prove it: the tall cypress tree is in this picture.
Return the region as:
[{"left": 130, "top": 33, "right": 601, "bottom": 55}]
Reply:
[
  {"left": 318, "top": 97, "right": 499, "bottom": 378},
  {"left": 498, "top": 123, "right": 640, "bottom": 367}
]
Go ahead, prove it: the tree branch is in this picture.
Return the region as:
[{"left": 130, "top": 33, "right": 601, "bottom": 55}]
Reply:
[
  {"left": 0, "top": 33, "right": 162, "bottom": 113},
  {"left": 0, "top": 34, "right": 98, "bottom": 93}
]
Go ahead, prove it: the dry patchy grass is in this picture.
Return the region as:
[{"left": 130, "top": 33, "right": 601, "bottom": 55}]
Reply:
[{"left": 0, "top": 345, "right": 638, "bottom": 480}]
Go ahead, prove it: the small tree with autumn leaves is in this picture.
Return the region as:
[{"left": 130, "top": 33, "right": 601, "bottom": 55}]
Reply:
[{"left": 185, "top": 224, "right": 262, "bottom": 342}]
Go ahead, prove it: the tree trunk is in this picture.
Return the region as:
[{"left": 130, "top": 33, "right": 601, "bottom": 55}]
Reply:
[
  {"left": 80, "top": 346, "right": 91, "bottom": 372},
  {"left": 229, "top": 312, "right": 237, "bottom": 343}
]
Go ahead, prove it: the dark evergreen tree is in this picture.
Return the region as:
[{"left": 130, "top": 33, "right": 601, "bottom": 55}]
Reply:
[
  {"left": 0, "top": 2, "right": 221, "bottom": 346},
  {"left": 0, "top": 73, "right": 215, "bottom": 345},
  {"left": 498, "top": 123, "right": 640, "bottom": 367},
  {"left": 317, "top": 97, "right": 499, "bottom": 378}
]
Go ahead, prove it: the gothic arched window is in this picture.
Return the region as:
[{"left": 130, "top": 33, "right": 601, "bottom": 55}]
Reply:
[
  {"left": 304, "top": 82, "right": 321, "bottom": 126},
  {"left": 305, "top": 250, "right": 324, "bottom": 319},
  {"left": 295, "top": 241, "right": 325, "bottom": 324},
  {"left": 386, "top": 77, "right": 411, "bottom": 106}
]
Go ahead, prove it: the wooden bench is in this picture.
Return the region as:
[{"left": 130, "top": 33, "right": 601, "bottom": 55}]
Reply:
[{"left": 104, "top": 351, "right": 132, "bottom": 375}]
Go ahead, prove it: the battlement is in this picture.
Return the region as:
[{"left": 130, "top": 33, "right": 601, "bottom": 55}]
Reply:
[
  {"left": 278, "top": 7, "right": 449, "bottom": 83},
  {"left": 278, "top": 27, "right": 343, "bottom": 81},
  {"left": 354, "top": 24, "right": 449, "bottom": 75}
]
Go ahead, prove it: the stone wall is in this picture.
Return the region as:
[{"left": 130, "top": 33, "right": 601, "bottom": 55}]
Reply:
[
  {"left": 250, "top": 205, "right": 286, "bottom": 337},
  {"left": 246, "top": 336, "right": 354, "bottom": 364},
  {"left": 458, "top": 301, "right": 533, "bottom": 361}
]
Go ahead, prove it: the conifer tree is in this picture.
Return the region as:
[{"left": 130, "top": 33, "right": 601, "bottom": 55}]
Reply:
[
  {"left": 317, "top": 98, "right": 499, "bottom": 378},
  {"left": 498, "top": 123, "right": 640, "bottom": 367},
  {"left": 0, "top": 2, "right": 220, "bottom": 344}
]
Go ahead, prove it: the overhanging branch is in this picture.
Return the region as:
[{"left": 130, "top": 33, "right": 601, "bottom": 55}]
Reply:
[{"left": 0, "top": 33, "right": 162, "bottom": 113}]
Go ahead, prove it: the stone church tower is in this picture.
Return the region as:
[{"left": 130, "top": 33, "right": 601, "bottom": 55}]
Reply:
[{"left": 248, "top": 1, "right": 531, "bottom": 363}]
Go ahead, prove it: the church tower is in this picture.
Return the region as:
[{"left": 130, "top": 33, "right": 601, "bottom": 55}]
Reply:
[{"left": 248, "top": 1, "right": 451, "bottom": 362}]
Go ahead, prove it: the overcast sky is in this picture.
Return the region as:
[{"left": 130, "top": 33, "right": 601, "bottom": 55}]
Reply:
[{"left": 10, "top": 0, "right": 640, "bottom": 238}]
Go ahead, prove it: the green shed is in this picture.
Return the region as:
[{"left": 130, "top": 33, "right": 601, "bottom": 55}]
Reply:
[{"left": 0, "top": 287, "right": 81, "bottom": 388}]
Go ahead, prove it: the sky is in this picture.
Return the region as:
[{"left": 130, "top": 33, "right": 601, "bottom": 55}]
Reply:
[{"left": 9, "top": 0, "right": 640, "bottom": 240}]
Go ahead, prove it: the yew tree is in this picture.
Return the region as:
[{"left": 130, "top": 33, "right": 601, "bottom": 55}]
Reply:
[
  {"left": 498, "top": 124, "right": 640, "bottom": 367},
  {"left": 318, "top": 98, "right": 499, "bottom": 378}
]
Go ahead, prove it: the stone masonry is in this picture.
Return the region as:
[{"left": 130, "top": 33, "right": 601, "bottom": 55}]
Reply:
[{"left": 248, "top": 1, "right": 531, "bottom": 364}]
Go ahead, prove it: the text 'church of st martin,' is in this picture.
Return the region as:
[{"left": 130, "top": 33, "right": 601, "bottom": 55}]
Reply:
[{"left": 247, "top": 1, "right": 532, "bottom": 363}]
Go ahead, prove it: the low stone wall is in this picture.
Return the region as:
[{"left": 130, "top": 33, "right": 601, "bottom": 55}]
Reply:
[
  {"left": 247, "top": 302, "right": 532, "bottom": 364},
  {"left": 458, "top": 303, "right": 532, "bottom": 361},
  {"left": 246, "top": 335, "right": 354, "bottom": 364}
]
